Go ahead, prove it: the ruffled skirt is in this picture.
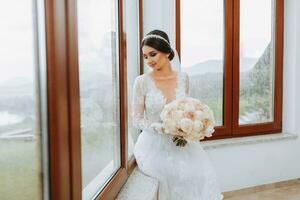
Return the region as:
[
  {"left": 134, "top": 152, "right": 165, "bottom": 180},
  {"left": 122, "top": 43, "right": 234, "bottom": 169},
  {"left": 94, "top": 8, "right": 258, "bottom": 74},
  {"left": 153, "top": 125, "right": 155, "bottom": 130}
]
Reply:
[{"left": 133, "top": 129, "right": 224, "bottom": 200}]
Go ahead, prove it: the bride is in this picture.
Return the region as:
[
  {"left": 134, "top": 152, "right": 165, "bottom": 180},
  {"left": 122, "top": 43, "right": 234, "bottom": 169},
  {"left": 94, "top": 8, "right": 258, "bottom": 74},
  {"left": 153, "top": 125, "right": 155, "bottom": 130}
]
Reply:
[{"left": 132, "top": 29, "right": 223, "bottom": 200}]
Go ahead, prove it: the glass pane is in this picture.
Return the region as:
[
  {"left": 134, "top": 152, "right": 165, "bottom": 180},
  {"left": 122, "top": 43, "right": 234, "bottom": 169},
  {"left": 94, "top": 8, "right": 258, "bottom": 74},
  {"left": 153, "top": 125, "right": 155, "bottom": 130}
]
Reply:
[
  {"left": 0, "top": 0, "right": 47, "bottom": 199},
  {"left": 239, "top": 0, "right": 275, "bottom": 124},
  {"left": 124, "top": 0, "right": 140, "bottom": 160},
  {"left": 77, "top": 0, "right": 121, "bottom": 199},
  {"left": 181, "top": 0, "right": 224, "bottom": 126}
]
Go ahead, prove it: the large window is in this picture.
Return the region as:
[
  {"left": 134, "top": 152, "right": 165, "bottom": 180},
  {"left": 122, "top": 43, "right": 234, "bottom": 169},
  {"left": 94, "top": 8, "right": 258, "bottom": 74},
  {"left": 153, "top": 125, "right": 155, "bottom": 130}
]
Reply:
[
  {"left": 77, "top": 0, "right": 121, "bottom": 199},
  {"left": 0, "top": 0, "right": 143, "bottom": 199},
  {"left": 239, "top": 0, "right": 275, "bottom": 125},
  {"left": 43, "top": 0, "right": 131, "bottom": 199},
  {"left": 178, "top": 0, "right": 283, "bottom": 138},
  {"left": 0, "top": 0, "right": 48, "bottom": 199},
  {"left": 180, "top": 0, "right": 224, "bottom": 126}
]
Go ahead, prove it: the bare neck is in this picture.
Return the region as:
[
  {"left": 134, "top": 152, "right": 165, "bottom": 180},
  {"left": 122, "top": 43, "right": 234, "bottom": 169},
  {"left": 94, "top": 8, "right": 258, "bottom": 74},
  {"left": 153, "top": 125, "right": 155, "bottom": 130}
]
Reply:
[{"left": 151, "top": 62, "right": 175, "bottom": 77}]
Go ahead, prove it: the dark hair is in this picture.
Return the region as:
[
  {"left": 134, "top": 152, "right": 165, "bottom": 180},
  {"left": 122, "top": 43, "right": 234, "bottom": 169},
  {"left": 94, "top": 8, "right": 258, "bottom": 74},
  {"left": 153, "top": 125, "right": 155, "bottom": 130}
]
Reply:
[{"left": 141, "top": 30, "right": 175, "bottom": 61}]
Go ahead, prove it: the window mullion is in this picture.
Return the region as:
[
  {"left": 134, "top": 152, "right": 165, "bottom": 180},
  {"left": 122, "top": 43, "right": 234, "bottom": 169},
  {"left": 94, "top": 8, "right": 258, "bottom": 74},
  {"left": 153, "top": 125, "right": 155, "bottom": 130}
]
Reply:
[{"left": 232, "top": 0, "right": 240, "bottom": 135}]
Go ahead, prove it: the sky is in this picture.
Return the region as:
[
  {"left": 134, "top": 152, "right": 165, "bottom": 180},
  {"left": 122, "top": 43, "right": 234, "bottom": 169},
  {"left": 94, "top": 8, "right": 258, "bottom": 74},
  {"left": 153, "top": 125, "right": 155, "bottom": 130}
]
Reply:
[
  {"left": 181, "top": 0, "right": 272, "bottom": 67},
  {"left": 0, "top": 0, "right": 273, "bottom": 83},
  {"left": 0, "top": 0, "right": 35, "bottom": 84}
]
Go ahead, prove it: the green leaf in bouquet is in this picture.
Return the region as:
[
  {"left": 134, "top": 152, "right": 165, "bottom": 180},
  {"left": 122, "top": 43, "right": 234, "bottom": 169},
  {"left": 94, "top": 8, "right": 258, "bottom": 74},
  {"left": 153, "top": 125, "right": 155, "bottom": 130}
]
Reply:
[{"left": 172, "top": 136, "right": 179, "bottom": 142}]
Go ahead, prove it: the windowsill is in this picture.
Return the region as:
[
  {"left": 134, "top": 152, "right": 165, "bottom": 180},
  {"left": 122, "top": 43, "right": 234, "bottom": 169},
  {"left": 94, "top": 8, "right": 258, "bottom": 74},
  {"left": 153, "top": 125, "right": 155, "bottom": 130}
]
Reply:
[
  {"left": 115, "top": 167, "right": 159, "bottom": 200},
  {"left": 83, "top": 160, "right": 116, "bottom": 200},
  {"left": 201, "top": 133, "right": 298, "bottom": 150}
]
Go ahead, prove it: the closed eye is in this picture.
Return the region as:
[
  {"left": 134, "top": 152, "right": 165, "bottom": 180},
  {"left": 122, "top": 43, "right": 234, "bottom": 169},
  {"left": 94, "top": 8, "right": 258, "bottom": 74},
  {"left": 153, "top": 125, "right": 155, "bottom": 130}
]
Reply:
[
  {"left": 149, "top": 52, "right": 157, "bottom": 57},
  {"left": 143, "top": 51, "right": 157, "bottom": 59}
]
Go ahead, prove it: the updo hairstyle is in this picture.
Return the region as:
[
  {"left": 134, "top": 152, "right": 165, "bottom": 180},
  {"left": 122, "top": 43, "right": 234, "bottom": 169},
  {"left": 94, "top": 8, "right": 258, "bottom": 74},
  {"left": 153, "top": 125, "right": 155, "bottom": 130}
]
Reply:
[{"left": 141, "top": 30, "right": 175, "bottom": 61}]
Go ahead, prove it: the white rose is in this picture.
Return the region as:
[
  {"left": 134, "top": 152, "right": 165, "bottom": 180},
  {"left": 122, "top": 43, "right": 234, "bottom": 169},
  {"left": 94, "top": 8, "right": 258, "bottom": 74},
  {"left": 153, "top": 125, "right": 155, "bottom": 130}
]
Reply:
[
  {"left": 184, "top": 104, "right": 195, "bottom": 113},
  {"left": 193, "top": 121, "right": 204, "bottom": 132},
  {"left": 204, "top": 127, "right": 214, "bottom": 137},
  {"left": 195, "top": 111, "right": 205, "bottom": 120},
  {"left": 173, "top": 110, "right": 184, "bottom": 121},
  {"left": 179, "top": 118, "right": 193, "bottom": 134},
  {"left": 163, "top": 119, "right": 177, "bottom": 134},
  {"left": 187, "top": 130, "right": 205, "bottom": 140},
  {"left": 190, "top": 130, "right": 200, "bottom": 140}
]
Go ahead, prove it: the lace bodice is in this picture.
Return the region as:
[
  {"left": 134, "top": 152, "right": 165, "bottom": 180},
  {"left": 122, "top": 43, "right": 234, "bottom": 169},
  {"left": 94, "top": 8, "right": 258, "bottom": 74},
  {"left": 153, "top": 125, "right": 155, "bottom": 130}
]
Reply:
[{"left": 132, "top": 71, "right": 189, "bottom": 130}]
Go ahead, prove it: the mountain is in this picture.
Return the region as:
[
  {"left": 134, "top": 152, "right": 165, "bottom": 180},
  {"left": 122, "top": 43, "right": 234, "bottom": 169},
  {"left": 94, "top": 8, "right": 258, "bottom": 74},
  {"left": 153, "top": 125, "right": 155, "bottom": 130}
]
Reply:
[
  {"left": 0, "top": 77, "right": 34, "bottom": 97},
  {"left": 183, "top": 57, "right": 257, "bottom": 75}
]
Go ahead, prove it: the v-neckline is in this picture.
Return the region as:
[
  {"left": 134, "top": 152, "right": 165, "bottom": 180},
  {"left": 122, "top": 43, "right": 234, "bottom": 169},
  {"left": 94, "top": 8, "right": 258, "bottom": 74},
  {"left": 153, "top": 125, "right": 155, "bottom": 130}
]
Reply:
[{"left": 147, "top": 71, "right": 180, "bottom": 104}]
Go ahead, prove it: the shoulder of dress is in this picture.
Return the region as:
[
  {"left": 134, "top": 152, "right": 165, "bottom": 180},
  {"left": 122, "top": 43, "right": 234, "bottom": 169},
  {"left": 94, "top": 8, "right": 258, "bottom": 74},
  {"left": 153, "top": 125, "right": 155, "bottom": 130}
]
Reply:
[
  {"left": 134, "top": 74, "right": 146, "bottom": 83},
  {"left": 134, "top": 74, "right": 148, "bottom": 92}
]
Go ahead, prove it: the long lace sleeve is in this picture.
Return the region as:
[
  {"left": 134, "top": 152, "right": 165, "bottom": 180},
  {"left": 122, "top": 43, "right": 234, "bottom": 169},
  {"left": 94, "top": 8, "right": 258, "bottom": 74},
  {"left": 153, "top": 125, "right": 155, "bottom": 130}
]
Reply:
[{"left": 132, "top": 76, "right": 152, "bottom": 130}]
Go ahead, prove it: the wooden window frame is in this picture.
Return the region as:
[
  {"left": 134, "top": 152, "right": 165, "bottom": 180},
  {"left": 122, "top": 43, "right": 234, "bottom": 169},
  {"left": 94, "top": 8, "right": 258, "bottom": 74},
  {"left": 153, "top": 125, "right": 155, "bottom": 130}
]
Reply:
[
  {"left": 176, "top": 0, "right": 283, "bottom": 139},
  {"left": 45, "top": 0, "right": 142, "bottom": 199},
  {"left": 127, "top": 0, "right": 145, "bottom": 173}
]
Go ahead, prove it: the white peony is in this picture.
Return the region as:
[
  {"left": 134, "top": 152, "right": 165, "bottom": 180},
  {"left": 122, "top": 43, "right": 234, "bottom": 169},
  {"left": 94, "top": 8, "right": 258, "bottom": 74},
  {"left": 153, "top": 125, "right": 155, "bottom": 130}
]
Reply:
[
  {"left": 179, "top": 118, "right": 194, "bottom": 134},
  {"left": 195, "top": 111, "right": 205, "bottom": 120},
  {"left": 184, "top": 104, "right": 195, "bottom": 113},
  {"left": 204, "top": 127, "right": 215, "bottom": 137},
  {"left": 163, "top": 118, "right": 177, "bottom": 134},
  {"left": 193, "top": 121, "right": 204, "bottom": 132},
  {"left": 173, "top": 110, "right": 184, "bottom": 121}
]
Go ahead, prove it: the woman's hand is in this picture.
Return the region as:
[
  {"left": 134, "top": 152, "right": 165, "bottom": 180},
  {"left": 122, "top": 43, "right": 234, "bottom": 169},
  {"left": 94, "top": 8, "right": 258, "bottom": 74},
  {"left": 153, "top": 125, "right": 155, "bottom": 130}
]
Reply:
[
  {"left": 172, "top": 136, "right": 187, "bottom": 147},
  {"left": 150, "top": 123, "right": 187, "bottom": 147}
]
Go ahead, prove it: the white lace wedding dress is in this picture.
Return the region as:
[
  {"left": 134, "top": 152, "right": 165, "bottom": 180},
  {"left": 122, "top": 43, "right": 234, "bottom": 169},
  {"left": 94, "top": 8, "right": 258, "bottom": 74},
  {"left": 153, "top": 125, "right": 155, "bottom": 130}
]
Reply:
[{"left": 132, "top": 71, "right": 223, "bottom": 200}]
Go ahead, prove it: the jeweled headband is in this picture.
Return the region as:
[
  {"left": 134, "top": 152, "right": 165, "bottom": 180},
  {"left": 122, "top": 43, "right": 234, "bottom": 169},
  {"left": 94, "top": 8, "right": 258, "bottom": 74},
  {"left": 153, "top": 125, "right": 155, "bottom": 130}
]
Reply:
[{"left": 142, "top": 34, "right": 170, "bottom": 46}]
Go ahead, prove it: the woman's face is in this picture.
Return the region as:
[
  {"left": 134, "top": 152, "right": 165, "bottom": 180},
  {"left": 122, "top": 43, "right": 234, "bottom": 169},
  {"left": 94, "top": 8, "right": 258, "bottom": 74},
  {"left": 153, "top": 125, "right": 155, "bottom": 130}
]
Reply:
[{"left": 142, "top": 45, "right": 170, "bottom": 71}]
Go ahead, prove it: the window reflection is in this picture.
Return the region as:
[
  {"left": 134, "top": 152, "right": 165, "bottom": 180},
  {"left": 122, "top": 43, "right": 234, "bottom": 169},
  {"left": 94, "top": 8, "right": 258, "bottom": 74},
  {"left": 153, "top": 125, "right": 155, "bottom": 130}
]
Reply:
[
  {"left": 239, "top": 0, "right": 275, "bottom": 124},
  {"left": 0, "top": 0, "right": 47, "bottom": 199},
  {"left": 181, "top": 0, "right": 224, "bottom": 126},
  {"left": 77, "top": 0, "right": 121, "bottom": 199}
]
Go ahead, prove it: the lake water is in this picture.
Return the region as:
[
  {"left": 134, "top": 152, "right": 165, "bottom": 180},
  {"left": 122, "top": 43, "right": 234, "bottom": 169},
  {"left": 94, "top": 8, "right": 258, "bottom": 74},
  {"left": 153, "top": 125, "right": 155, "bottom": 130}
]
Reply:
[{"left": 0, "top": 112, "right": 24, "bottom": 126}]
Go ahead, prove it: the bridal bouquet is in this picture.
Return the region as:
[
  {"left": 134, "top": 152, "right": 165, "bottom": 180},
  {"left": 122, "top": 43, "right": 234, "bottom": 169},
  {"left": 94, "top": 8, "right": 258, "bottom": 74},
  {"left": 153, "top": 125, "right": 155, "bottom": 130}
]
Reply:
[{"left": 152, "top": 97, "right": 215, "bottom": 147}]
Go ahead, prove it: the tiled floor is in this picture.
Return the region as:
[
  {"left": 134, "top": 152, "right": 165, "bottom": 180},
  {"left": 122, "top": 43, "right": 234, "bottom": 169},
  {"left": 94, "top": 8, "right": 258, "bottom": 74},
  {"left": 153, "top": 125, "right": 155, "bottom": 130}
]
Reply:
[{"left": 224, "top": 183, "right": 300, "bottom": 200}]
